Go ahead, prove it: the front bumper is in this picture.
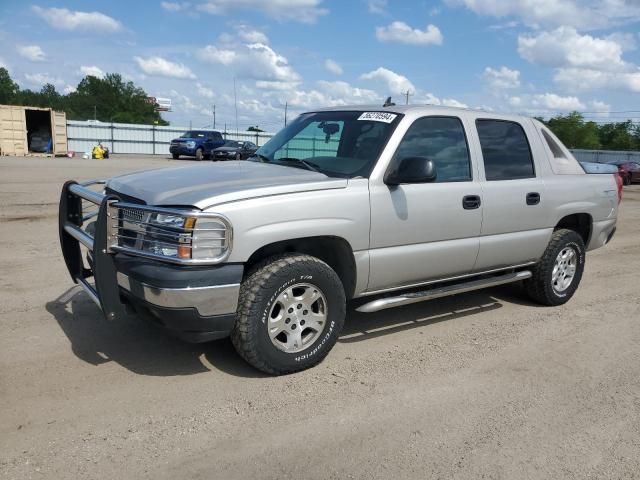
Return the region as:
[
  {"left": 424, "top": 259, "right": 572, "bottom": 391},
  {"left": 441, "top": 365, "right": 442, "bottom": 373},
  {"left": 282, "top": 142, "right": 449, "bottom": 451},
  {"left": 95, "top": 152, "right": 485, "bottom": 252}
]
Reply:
[
  {"left": 59, "top": 181, "right": 242, "bottom": 342},
  {"left": 169, "top": 144, "right": 197, "bottom": 155}
]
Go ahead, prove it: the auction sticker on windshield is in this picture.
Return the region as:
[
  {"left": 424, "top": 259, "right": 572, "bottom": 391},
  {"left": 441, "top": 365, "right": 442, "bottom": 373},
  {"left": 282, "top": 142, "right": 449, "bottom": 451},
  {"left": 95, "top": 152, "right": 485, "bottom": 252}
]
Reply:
[{"left": 358, "top": 112, "right": 398, "bottom": 123}]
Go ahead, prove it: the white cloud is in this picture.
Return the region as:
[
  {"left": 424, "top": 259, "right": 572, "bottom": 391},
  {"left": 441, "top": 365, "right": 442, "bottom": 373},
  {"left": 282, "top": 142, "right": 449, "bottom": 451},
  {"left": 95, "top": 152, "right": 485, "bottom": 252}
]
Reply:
[
  {"left": 161, "top": 2, "right": 190, "bottom": 11},
  {"left": 368, "top": 0, "right": 387, "bottom": 14},
  {"left": 324, "top": 59, "right": 343, "bottom": 75},
  {"left": 442, "top": 98, "right": 469, "bottom": 108},
  {"left": 509, "top": 93, "right": 586, "bottom": 112},
  {"left": 587, "top": 100, "right": 611, "bottom": 118},
  {"left": 134, "top": 56, "right": 196, "bottom": 79},
  {"left": 376, "top": 21, "right": 443, "bottom": 45},
  {"left": 360, "top": 67, "right": 415, "bottom": 94},
  {"left": 554, "top": 67, "right": 640, "bottom": 93},
  {"left": 32, "top": 6, "right": 122, "bottom": 33},
  {"left": 237, "top": 27, "right": 269, "bottom": 44},
  {"left": 79, "top": 65, "right": 105, "bottom": 78},
  {"left": 24, "top": 72, "right": 64, "bottom": 87},
  {"left": 483, "top": 66, "right": 520, "bottom": 89},
  {"left": 197, "top": 0, "right": 328, "bottom": 23},
  {"left": 518, "top": 27, "right": 628, "bottom": 71},
  {"left": 446, "top": 0, "right": 640, "bottom": 30},
  {"left": 17, "top": 45, "right": 46, "bottom": 62},
  {"left": 198, "top": 42, "right": 301, "bottom": 84},
  {"left": 517, "top": 27, "right": 640, "bottom": 93},
  {"left": 0, "top": 58, "right": 7, "bottom": 70},
  {"left": 196, "top": 82, "right": 215, "bottom": 99},
  {"left": 64, "top": 85, "right": 76, "bottom": 94}
]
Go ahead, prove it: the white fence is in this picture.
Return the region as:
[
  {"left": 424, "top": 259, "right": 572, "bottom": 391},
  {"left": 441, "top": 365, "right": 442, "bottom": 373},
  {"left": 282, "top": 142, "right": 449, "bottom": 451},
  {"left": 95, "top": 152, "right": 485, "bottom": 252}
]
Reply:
[
  {"left": 66, "top": 120, "right": 274, "bottom": 155},
  {"left": 570, "top": 149, "right": 640, "bottom": 164}
]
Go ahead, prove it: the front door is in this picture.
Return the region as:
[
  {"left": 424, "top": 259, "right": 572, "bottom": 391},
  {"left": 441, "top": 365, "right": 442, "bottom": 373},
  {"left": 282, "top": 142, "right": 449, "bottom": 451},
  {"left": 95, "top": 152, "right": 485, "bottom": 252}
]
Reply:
[{"left": 367, "top": 115, "right": 483, "bottom": 293}]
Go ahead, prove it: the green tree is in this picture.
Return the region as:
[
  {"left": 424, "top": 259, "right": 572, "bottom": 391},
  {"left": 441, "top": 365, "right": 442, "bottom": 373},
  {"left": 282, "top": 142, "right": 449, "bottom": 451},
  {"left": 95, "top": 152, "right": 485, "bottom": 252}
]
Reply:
[
  {"left": 545, "top": 112, "right": 601, "bottom": 149},
  {"left": 66, "top": 73, "right": 167, "bottom": 125},
  {"left": 0, "top": 67, "right": 19, "bottom": 104}
]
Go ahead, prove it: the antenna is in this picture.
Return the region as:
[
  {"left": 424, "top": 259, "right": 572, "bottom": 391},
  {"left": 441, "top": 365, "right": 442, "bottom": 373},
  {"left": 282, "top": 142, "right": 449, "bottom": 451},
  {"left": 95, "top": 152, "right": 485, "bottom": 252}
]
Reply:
[{"left": 383, "top": 96, "right": 396, "bottom": 107}]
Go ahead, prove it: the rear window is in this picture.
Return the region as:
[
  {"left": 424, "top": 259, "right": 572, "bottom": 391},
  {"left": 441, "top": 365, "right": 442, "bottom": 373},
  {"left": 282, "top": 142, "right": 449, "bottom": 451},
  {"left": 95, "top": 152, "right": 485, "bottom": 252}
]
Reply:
[{"left": 476, "top": 119, "right": 535, "bottom": 181}]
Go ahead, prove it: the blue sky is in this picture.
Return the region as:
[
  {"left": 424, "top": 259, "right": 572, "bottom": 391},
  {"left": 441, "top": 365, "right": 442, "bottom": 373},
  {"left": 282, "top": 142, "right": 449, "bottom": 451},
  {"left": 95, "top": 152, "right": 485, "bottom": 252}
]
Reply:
[{"left": 1, "top": 0, "right": 639, "bottom": 131}]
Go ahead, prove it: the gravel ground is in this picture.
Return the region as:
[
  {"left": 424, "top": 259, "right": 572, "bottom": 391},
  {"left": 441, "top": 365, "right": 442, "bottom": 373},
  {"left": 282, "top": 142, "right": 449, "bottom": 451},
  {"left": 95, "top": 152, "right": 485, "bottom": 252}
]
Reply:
[{"left": 1, "top": 155, "right": 639, "bottom": 480}]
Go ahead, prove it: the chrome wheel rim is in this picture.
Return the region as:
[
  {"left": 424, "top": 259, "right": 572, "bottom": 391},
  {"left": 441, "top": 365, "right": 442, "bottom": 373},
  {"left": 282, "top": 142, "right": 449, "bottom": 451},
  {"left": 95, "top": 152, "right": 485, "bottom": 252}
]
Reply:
[
  {"left": 267, "top": 283, "right": 328, "bottom": 354},
  {"left": 552, "top": 246, "right": 578, "bottom": 293}
]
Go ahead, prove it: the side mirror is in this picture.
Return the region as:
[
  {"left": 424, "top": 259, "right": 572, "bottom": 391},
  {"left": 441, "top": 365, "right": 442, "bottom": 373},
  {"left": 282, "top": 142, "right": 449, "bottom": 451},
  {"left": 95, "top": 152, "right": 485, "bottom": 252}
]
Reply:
[{"left": 385, "top": 157, "right": 437, "bottom": 185}]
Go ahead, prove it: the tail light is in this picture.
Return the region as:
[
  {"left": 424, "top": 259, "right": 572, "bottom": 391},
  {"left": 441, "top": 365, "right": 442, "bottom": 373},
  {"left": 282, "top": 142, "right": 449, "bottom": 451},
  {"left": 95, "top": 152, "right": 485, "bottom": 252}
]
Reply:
[{"left": 614, "top": 173, "right": 623, "bottom": 204}]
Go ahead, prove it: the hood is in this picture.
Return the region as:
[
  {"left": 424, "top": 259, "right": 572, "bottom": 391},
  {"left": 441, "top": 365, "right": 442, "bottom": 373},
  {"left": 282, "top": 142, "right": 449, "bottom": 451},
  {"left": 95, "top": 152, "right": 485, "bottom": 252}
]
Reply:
[{"left": 106, "top": 161, "right": 348, "bottom": 209}]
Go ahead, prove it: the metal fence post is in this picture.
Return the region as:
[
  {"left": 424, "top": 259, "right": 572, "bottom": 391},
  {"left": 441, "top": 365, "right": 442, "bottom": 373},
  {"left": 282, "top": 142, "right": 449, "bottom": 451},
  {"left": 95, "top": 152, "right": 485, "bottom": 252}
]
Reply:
[
  {"left": 152, "top": 125, "right": 156, "bottom": 155},
  {"left": 110, "top": 123, "right": 115, "bottom": 154}
]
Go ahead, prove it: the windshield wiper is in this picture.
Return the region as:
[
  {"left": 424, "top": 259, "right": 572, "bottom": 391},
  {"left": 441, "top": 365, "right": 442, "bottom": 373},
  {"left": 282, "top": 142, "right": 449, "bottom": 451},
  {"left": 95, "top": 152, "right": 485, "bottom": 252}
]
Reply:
[
  {"left": 275, "top": 157, "right": 321, "bottom": 173},
  {"left": 248, "top": 153, "right": 271, "bottom": 163}
]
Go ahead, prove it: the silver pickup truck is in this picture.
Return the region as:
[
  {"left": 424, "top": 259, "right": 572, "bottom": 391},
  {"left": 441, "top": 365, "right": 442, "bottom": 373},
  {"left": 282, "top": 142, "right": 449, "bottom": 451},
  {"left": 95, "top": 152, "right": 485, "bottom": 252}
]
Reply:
[{"left": 59, "top": 105, "right": 620, "bottom": 374}]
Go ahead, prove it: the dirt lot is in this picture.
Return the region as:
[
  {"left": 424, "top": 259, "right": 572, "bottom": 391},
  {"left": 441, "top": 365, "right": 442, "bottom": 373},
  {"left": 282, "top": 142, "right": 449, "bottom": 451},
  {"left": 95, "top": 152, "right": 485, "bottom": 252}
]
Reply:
[{"left": 1, "top": 154, "right": 639, "bottom": 480}]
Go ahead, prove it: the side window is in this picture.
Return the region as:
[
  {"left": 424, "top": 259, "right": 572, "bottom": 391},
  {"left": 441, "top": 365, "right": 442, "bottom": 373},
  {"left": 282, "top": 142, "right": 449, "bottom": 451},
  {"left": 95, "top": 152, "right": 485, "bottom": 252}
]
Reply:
[
  {"left": 213, "top": 132, "right": 223, "bottom": 141},
  {"left": 476, "top": 119, "right": 535, "bottom": 181},
  {"left": 392, "top": 116, "right": 471, "bottom": 182}
]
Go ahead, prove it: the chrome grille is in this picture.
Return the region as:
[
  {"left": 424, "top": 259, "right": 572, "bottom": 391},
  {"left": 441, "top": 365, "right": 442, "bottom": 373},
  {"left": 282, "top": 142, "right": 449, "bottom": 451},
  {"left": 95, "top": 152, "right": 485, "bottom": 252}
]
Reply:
[{"left": 107, "top": 202, "right": 232, "bottom": 264}]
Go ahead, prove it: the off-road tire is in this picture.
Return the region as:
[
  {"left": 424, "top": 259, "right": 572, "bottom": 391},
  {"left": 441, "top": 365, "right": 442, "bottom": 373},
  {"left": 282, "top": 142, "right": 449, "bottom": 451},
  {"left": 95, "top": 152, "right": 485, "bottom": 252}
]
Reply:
[
  {"left": 623, "top": 175, "right": 631, "bottom": 186},
  {"left": 525, "top": 228, "right": 585, "bottom": 306},
  {"left": 195, "top": 148, "right": 204, "bottom": 161},
  {"left": 235, "top": 152, "right": 241, "bottom": 160},
  {"left": 231, "top": 254, "right": 346, "bottom": 375},
  {"left": 172, "top": 153, "right": 179, "bottom": 159}
]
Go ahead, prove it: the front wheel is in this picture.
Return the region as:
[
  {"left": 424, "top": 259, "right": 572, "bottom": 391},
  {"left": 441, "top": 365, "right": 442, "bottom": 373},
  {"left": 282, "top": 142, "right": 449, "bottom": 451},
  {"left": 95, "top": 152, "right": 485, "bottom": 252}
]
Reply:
[
  {"left": 525, "top": 229, "right": 585, "bottom": 306},
  {"left": 195, "top": 148, "right": 204, "bottom": 161},
  {"left": 623, "top": 175, "right": 631, "bottom": 186},
  {"left": 172, "top": 153, "right": 179, "bottom": 159},
  {"left": 232, "top": 254, "right": 346, "bottom": 375}
]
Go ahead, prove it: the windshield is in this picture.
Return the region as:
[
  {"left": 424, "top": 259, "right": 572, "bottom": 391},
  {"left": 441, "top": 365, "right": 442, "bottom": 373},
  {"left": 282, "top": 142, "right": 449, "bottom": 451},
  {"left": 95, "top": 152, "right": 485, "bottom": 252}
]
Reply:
[
  {"left": 180, "top": 131, "right": 206, "bottom": 138},
  {"left": 223, "top": 140, "right": 242, "bottom": 148},
  {"left": 250, "top": 111, "right": 402, "bottom": 178}
]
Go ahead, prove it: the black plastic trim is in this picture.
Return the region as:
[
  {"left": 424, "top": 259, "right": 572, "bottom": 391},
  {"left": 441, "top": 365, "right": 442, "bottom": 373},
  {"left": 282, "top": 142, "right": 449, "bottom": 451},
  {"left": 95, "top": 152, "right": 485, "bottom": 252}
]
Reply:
[{"left": 114, "top": 254, "right": 244, "bottom": 289}]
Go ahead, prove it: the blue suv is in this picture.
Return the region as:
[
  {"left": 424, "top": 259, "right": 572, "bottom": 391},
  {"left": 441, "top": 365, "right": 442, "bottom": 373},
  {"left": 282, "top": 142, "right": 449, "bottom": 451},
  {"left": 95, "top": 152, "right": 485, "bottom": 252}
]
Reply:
[{"left": 169, "top": 130, "right": 225, "bottom": 160}]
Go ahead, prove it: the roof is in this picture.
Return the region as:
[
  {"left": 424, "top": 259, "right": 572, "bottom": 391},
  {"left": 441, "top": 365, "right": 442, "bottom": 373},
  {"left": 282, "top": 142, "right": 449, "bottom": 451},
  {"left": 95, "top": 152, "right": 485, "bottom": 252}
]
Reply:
[{"left": 311, "top": 103, "right": 530, "bottom": 122}]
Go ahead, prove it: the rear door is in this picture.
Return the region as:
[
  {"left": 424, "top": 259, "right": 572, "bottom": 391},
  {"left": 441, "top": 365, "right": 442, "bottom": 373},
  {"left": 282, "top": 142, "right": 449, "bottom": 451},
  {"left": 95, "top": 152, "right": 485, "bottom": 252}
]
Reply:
[
  {"left": 367, "top": 115, "right": 483, "bottom": 292},
  {"left": 470, "top": 117, "right": 551, "bottom": 271}
]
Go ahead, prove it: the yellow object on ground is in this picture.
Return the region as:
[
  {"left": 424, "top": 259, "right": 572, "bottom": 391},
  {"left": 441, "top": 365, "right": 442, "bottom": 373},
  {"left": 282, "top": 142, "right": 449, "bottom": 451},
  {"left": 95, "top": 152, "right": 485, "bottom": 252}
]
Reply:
[{"left": 92, "top": 145, "right": 106, "bottom": 159}]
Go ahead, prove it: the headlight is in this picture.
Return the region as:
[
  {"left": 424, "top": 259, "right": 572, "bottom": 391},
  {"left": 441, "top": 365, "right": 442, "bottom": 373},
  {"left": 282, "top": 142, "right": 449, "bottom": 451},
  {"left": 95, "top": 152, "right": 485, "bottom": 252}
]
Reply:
[
  {"left": 113, "top": 207, "right": 232, "bottom": 264},
  {"left": 186, "top": 141, "right": 196, "bottom": 148}
]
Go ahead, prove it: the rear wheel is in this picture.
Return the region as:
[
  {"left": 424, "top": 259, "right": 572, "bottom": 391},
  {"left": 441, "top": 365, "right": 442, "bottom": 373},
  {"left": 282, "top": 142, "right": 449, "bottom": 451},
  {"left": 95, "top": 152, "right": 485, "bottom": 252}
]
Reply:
[
  {"left": 525, "top": 229, "right": 585, "bottom": 306},
  {"left": 235, "top": 152, "right": 241, "bottom": 160},
  {"left": 232, "top": 254, "right": 346, "bottom": 375},
  {"left": 172, "top": 153, "right": 179, "bottom": 159},
  {"left": 195, "top": 148, "right": 204, "bottom": 161},
  {"left": 623, "top": 175, "right": 631, "bottom": 186}
]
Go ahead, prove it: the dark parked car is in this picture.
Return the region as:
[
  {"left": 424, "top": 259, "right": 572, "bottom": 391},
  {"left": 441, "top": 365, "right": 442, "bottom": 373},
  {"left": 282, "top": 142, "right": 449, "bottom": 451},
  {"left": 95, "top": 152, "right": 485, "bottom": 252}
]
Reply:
[
  {"left": 170, "top": 130, "right": 224, "bottom": 160},
  {"left": 212, "top": 140, "right": 258, "bottom": 161}
]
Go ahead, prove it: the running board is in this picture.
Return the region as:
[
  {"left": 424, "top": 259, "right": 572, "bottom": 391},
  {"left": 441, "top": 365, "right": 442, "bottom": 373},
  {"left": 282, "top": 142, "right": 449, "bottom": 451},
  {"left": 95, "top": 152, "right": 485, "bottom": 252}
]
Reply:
[{"left": 356, "top": 270, "right": 532, "bottom": 313}]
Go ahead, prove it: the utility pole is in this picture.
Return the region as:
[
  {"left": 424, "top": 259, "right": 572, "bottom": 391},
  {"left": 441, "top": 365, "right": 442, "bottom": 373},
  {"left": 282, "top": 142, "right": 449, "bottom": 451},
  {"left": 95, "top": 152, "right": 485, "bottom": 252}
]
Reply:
[
  {"left": 212, "top": 104, "right": 216, "bottom": 129},
  {"left": 233, "top": 77, "right": 238, "bottom": 135},
  {"left": 402, "top": 90, "right": 413, "bottom": 105},
  {"left": 284, "top": 101, "right": 288, "bottom": 127},
  {"left": 93, "top": 105, "right": 97, "bottom": 121}
]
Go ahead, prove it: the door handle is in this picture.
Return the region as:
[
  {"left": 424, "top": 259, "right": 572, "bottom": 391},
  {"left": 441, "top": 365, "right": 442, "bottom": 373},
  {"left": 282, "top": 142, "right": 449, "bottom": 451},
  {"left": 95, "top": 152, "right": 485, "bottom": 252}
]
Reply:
[
  {"left": 526, "top": 192, "right": 541, "bottom": 205},
  {"left": 462, "top": 195, "right": 481, "bottom": 210}
]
